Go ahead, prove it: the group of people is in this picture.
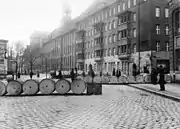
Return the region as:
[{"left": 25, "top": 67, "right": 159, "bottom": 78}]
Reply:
[
  {"left": 112, "top": 68, "right": 121, "bottom": 78},
  {"left": 151, "top": 65, "right": 166, "bottom": 91}
]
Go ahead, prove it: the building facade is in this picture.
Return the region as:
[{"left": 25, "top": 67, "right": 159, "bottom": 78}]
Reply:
[
  {"left": 76, "top": 0, "right": 169, "bottom": 75},
  {"left": 168, "top": 0, "right": 180, "bottom": 78},
  {"left": 0, "top": 39, "right": 8, "bottom": 75}
]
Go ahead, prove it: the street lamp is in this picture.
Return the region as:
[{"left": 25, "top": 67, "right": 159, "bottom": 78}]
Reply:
[{"left": 138, "top": 1, "right": 146, "bottom": 73}]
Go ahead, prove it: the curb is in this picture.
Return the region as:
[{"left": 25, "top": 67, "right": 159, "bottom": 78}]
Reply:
[{"left": 127, "top": 84, "right": 180, "bottom": 102}]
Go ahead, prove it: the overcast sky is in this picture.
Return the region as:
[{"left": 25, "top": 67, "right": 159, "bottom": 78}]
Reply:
[{"left": 0, "top": 0, "right": 93, "bottom": 45}]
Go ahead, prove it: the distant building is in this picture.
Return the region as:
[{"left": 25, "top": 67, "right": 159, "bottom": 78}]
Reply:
[
  {"left": 0, "top": 39, "right": 8, "bottom": 75},
  {"left": 168, "top": 0, "right": 180, "bottom": 78}
]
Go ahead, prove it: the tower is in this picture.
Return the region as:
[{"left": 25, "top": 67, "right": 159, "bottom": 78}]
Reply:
[{"left": 59, "top": 0, "right": 72, "bottom": 27}]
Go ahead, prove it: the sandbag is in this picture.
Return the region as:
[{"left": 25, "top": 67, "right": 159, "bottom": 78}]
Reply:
[
  {"left": 119, "top": 76, "right": 128, "bottom": 84},
  {"left": 84, "top": 76, "right": 93, "bottom": 83},
  {"left": 101, "top": 76, "right": 110, "bottom": 83},
  {"left": 136, "top": 75, "right": 144, "bottom": 83},
  {"left": 93, "top": 76, "right": 102, "bottom": 83},
  {"left": 144, "top": 74, "right": 151, "bottom": 83},
  {"left": 127, "top": 76, "right": 136, "bottom": 83},
  {"left": 110, "top": 76, "right": 118, "bottom": 83}
]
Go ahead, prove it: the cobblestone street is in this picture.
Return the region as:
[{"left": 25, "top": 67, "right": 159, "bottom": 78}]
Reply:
[{"left": 0, "top": 85, "right": 180, "bottom": 129}]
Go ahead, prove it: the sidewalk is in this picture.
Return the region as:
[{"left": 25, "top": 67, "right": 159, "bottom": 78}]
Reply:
[{"left": 128, "top": 83, "right": 180, "bottom": 102}]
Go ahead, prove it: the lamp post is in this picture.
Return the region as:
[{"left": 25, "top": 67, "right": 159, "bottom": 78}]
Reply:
[{"left": 138, "top": 1, "right": 146, "bottom": 73}]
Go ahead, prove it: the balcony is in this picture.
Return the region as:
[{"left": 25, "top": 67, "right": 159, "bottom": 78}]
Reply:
[
  {"left": 117, "top": 38, "right": 128, "bottom": 45},
  {"left": 76, "top": 29, "right": 86, "bottom": 38},
  {"left": 117, "top": 22, "right": 128, "bottom": 31},
  {"left": 94, "top": 31, "right": 103, "bottom": 39},
  {"left": 76, "top": 54, "right": 84, "bottom": 63},
  {"left": 76, "top": 39, "right": 84, "bottom": 44},
  {"left": 93, "top": 21, "right": 104, "bottom": 28},
  {"left": 115, "top": 10, "right": 131, "bottom": 17},
  {"left": 118, "top": 53, "right": 130, "bottom": 59},
  {"left": 94, "top": 56, "right": 103, "bottom": 62}
]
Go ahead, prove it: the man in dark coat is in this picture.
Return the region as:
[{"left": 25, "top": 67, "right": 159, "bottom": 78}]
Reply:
[
  {"left": 58, "top": 70, "right": 63, "bottom": 79},
  {"left": 88, "top": 64, "right": 95, "bottom": 79},
  {"left": 70, "top": 68, "right": 75, "bottom": 82},
  {"left": 112, "top": 68, "right": 116, "bottom": 76},
  {"left": 158, "top": 65, "right": 166, "bottom": 91},
  {"left": 151, "top": 68, "right": 158, "bottom": 85},
  {"left": 30, "top": 71, "right": 33, "bottom": 79}
]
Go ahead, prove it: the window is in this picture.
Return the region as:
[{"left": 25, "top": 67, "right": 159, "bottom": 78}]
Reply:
[
  {"left": 165, "top": 25, "right": 169, "bottom": 35},
  {"left": 113, "top": 34, "right": 116, "bottom": 42},
  {"left": 102, "top": 13, "right": 104, "bottom": 20},
  {"left": 133, "top": 13, "right": 136, "bottom": 21},
  {"left": 175, "top": 11, "right": 180, "bottom": 33},
  {"left": 133, "top": 44, "right": 136, "bottom": 53},
  {"left": 121, "top": 29, "right": 127, "bottom": 38},
  {"left": 113, "top": 8, "right": 116, "bottom": 15},
  {"left": 128, "top": 0, "right": 131, "bottom": 8},
  {"left": 156, "top": 24, "right": 160, "bottom": 35},
  {"left": 118, "top": 4, "right": 121, "bottom": 12},
  {"left": 109, "top": 36, "right": 112, "bottom": 43},
  {"left": 113, "top": 48, "right": 116, "bottom": 56},
  {"left": 123, "top": 2, "right": 125, "bottom": 11},
  {"left": 109, "top": 22, "right": 111, "bottom": 30},
  {"left": 156, "top": 41, "right": 160, "bottom": 51},
  {"left": 166, "top": 41, "right": 169, "bottom": 51},
  {"left": 109, "top": 9, "right": 111, "bottom": 16},
  {"left": 118, "top": 32, "right": 121, "bottom": 40},
  {"left": 156, "top": 7, "right": 160, "bottom": 17},
  {"left": 133, "top": 0, "right": 136, "bottom": 6},
  {"left": 105, "top": 12, "right": 108, "bottom": 19},
  {"left": 113, "top": 20, "right": 116, "bottom": 28},
  {"left": 104, "top": 23, "right": 107, "bottom": 31},
  {"left": 165, "top": 8, "right": 169, "bottom": 18},
  {"left": 133, "top": 28, "right": 136, "bottom": 37}
]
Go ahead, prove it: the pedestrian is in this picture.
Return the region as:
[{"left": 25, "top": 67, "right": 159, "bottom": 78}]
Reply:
[
  {"left": 37, "top": 71, "right": 40, "bottom": 78},
  {"left": 17, "top": 71, "right": 20, "bottom": 78},
  {"left": 30, "top": 71, "right": 33, "bottom": 79},
  {"left": 158, "top": 65, "right": 166, "bottom": 91},
  {"left": 88, "top": 64, "right": 95, "bottom": 79},
  {"left": 58, "top": 70, "right": 63, "bottom": 79},
  {"left": 151, "top": 68, "right": 158, "bottom": 85},
  {"left": 116, "top": 69, "right": 120, "bottom": 78},
  {"left": 112, "top": 68, "right": 116, "bottom": 76},
  {"left": 82, "top": 70, "right": 85, "bottom": 77},
  {"left": 70, "top": 68, "right": 75, "bottom": 82}
]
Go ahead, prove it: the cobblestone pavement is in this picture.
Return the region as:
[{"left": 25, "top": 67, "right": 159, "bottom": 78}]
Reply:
[{"left": 0, "top": 85, "right": 180, "bottom": 129}]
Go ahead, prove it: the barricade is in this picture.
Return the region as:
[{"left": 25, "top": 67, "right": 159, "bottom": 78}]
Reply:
[
  {"left": 7, "top": 80, "right": 23, "bottom": 96},
  {"left": 0, "top": 81, "right": 7, "bottom": 96},
  {"left": 55, "top": 79, "right": 71, "bottom": 94},
  {"left": 23, "top": 79, "right": 39, "bottom": 95},
  {"left": 39, "top": 79, "right": 55, "bottom": 95},
  {"left": 71, "top": 79, "right": 86, "bottom": 94},
  {"left": 144, "top": 74, "right": 151, "bottom": 83}
]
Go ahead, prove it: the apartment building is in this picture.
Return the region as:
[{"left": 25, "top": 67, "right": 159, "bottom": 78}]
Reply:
[
  {"left": 168, "top": 0, "right": 180, "bottom": 74},
  {"left": 76, "top": 0, "right": 169, "bottom": 75},
  {"left": 40, "top": 22, "right": 77, "bottom": 72}
]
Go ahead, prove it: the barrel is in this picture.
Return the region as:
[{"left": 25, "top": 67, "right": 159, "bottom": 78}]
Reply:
[
  {"left": 93, "top": 76, "right": 102, "bottom": 83},
  {"left": 0, "top": 81, "right": 7, "bottom": 96},
  {"left": 127, "top": 76, "right": 136, "bottom": 83},
  {"left": 110, "top": 76, "right": 118, "bottom": 83},
  {"left": 101, "top": 76, "right": 110, "bottom": 83},
  {"left": 55, "top": 79, "right": 71, "bottom": 94},
  {"left": 84, "top": 76, "right": 93, "bottom": 83},
  {"left": 7, "top": 80, "right": 23, "bottom": 95},
  {"left": 136, "top": 75, "right": 144, "bottom": 83},
  {"left": 23, "top": 79, "right": 39, "bottom": 95},
  {"left": 71, "top": 79, "right": 86, "bottom": 94},
  {"left": 39, "top": 79, "right": 55, "bottom": 95}
]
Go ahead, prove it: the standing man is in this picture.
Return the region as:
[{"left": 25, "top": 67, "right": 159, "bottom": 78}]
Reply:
[{"left": 158, "top": 65, "right": 166, "bottom": 91}]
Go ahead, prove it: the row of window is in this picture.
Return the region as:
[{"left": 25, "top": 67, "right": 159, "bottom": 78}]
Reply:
[
  {"left": 156, "top": 7, "right": 169, "bottom": 18},
  {"left": 79, "top": 0, "right": 140, "bottom": 29},
  {"left": 156, "top": 24, "right": 169, "bottom": 35},
  {"left": 85, "top": 41, "right": 170, "bottom": 59}
]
